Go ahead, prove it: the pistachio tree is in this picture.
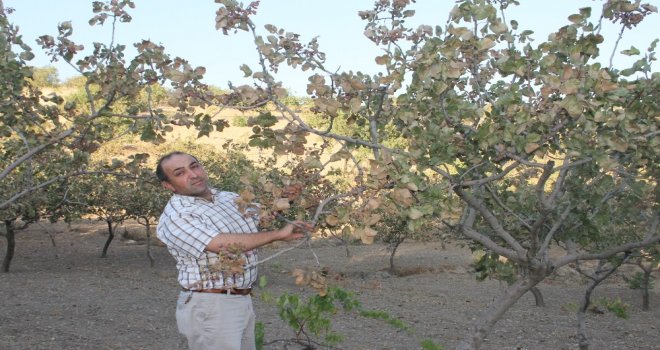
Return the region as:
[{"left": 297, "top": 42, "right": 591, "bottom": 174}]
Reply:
[
  {"left": 212, "top": 0, "right": 659, "bottom": 348},
  {"left": 0, "top": 0, "right": 223, "bottom": 211},
  {"left": 0, "top": 0, "right": 228, "bottom": 270},
  {"left": 119, "top": 162, "right": 168, "bottom": 267}
]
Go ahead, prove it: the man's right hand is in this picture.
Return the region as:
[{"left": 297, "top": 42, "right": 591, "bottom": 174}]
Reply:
[{"left": 279, "top": 220, "right": 314, "bottom": 241}]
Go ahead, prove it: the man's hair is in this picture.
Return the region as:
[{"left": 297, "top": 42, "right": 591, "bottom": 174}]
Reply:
[{"left": 155, "top": 151, "right": 199, "bottom": 182}]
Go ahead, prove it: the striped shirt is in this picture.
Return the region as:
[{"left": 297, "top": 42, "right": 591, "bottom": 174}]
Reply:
[{"left": 156, "top": 189, "right": 259, "bottom": 290}]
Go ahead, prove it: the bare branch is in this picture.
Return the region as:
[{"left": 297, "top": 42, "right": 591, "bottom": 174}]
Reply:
[
  {"left": 485, "top": 185, "right": 532, "bottom": 231},
  {"left": 536, "top": 160, "right": 555, "bottom": 210},
  {"left": 246, "top": 186, "right": 365, "bottom": 268},
  {"left": 554, "top": 235, "right": 660, "bottom": 268},
  {"left": 454, "top": 186, "right": 527, "bottom": 257},
  {"left": 459, "top": 224, "right": 519, "bottom": 260},
  {"left": 459, "top": 161, "right": 521, "bottom": 187},
  {"left": 547, "top": 157, "right": 570, "bottom": 205},
  {"left": 105, "top": 113, "right": 156, "bottom": 120},
  {"left": 538, "top": 204, "right": 572, "bottom": 255}
]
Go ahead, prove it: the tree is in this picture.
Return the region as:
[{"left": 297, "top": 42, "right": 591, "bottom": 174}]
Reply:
[
  {"left": 0, "top": 143, "right": 70, "bottom": 271},
  {"left": 29, "top": 66, "right": 59, "bottom": 87},
  {"left": 211, "top": 1, "right": 659, "bottom": 348},
  {"left": 0, "top": 0, "right": 229, "bottom": 270},
  {"left": 0, "top": 0, "right": 223, "bottom": 212},
  {"left": 121, "top": 166, "right": 168, "bottom": 267},
  {"left": 66, "top": 172, "right": 132, "bottom": 258},
  {"left": 623, "top": 219, "right": 659, "bottom": 311},
  {"left": 575, "top": 253, "right": 630, "bottom": 350}
]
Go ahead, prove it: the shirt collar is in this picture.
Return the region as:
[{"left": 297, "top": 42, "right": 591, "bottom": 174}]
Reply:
[{"left": 171, "top": 188, "right": 217, "bottom": 205}]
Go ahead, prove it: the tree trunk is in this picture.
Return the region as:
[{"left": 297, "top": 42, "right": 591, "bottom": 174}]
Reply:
[
  {"left": 101, "top": 220, "right": 115, "bottom": 258},
  {"left": 47, "top": 228, "right": 59, "bottom": 259},
  {"left": 2, "top": 219, "right": 15, "bottom": 273},
  {"left": 389, "top": 240, "right": 401, "bottom": 274},
  {"left": 457, "top": 277, "right": 541, "bottom": 350},
  {"left": 576, "top": 257, "right": 625, "bottom": 350},
  {"left": 577, "top": 278, "right": 599, "bottom": 350},
  {"left": 641, "top": 269, "right": 651, "bottom": 311},
  {"left": 530, "top": 286, "right": 545, "bottom": 307},
  {"left": 145, "top": 220, "right": 154, "bottom": 268}
]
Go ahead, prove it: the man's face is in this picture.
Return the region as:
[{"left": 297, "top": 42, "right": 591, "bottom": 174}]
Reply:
[{"left": 160, "top": 153, "right": 210, "bottom": 198}]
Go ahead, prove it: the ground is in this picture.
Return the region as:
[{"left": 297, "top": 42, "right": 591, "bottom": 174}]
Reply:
[{"left": 0, "top": 221, "right": 658, "bottom": 350}]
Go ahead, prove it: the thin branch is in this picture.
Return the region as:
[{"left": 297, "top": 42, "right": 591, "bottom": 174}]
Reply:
[
  {"left": 538, "top": 204, "right": 572, "bottom": 255},
  {"left": 458, "top": 161, "right": 521, "bottom": 187},
  {"left": 644, "top": 130, "right": 660, "bottom": 138},
  {"left": 485, "top": 185, "right": 532, "bottom": 231},
  {"left": 105, "top": 113, "right": 156, "bottom": 120},
  {"left": 458, "top": 162, "right": 487, "bottom": 181},
  {"left": 547, "top": 157, "right": 570, "bottom": 205},
  {"left": 609, "top": 26, "right": 626, "bottom": 70},
  {"left": 536, "top": 160, "right": 555, "bottom": 210},
  {"left": 555, "top": 235, "right": 660, "bottom": 268},
  {"left": 245, "top": 187, "right": 365, "bottom": 269},
  {"left": 0, "top": 128, "right": 74, "bottom": 182}
]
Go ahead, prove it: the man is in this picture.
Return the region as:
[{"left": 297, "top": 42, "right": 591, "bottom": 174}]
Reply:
[{"left": 155, "top": 151, "right": 312, "bottom": 350}]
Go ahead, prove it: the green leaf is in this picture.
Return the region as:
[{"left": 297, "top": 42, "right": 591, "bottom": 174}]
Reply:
[
  {"left": 252, "top": 112, "right": 278, "bottom": 127},
  {"left": 19, "top": 51, "right": 35, "bottom": 61},
  {"left": 621, "top": 46, "right": 640, "bottom": 56},
  {"left": 140, "top": 123, "right": 157, "bottom": 141},
  {"left": 568, "top": 14, "right": 583, "bottom": 24},
  {"left": 510, "top": 20, "right": 518, "bottom": 30}
]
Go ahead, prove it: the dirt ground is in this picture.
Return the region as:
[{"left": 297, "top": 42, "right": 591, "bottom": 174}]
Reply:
[{"left": 0, "top": 221, "right": 658, "bottom": 350}]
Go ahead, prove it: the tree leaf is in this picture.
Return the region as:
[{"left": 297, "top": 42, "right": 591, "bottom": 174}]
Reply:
[
  {"left": 524, "top": 143, "right": 540, "bottom": 154},
  {"left": 358, "top": 227, "right": 377, "bottom": 244},
  {"left": 391, "top": 188, "right": 414, "bottom": 207},
  {"left": 273, "top": 198, "right": 290, "bottom": 211}
]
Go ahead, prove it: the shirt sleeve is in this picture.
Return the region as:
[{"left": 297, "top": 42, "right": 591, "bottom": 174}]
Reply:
[{"left": 160, "top": 211, "right": 218, "bottom": 259}]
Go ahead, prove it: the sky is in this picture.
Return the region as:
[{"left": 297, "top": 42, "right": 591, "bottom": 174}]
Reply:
[{"left": 4, "top": 0, "right": 659, "bottom": 95}]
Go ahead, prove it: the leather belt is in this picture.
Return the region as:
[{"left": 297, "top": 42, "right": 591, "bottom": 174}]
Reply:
[{"left": 184, "top": 288, "right": 252, "bottom": 296}]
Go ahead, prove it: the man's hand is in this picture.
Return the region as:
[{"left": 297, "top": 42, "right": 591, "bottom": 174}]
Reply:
[{"left": 278, "top": 220, "right": 314, "bottom": 241}]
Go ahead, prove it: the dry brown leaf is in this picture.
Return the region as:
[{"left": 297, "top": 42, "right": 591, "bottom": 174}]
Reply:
[
  {"left": 274, "top": 198, "right": 291, "bottom": 211},
  {"left": 358, "top": 227, "right": 378, "bottom": 244}
]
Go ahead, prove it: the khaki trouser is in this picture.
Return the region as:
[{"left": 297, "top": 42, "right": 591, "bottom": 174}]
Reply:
[{"left": 176, "top": 291, "right": 256, "bottom": 350}]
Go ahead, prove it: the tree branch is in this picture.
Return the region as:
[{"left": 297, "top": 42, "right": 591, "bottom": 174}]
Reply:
[
  {"left": 554, "top": 235, "right": 660, "bottom": 268},
  {"left": 454, "top": 186, "right": 527, "bottom": 257},
  {"left": 0, "top": 128, "right": 74, "bottom": 183},
  {"left": 485, "top": 185, "right": 532, "bottom": 231},
  {"left": 0, "top": 170, "right": 139, "bottom": 210}
]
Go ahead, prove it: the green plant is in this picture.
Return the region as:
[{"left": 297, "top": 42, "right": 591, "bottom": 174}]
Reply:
[
  {"left": 421, "top": 339, "right": 444, "bottom": 350},
  {"left": 272, "top": 285, "right": 411, "bottom": 348},
  {"left": 597, "top": 298, "right": 629, "bottom": 319},
  {"left": 232, "top": 115, "right": 249, "bottom": 127},
  {"left": 359, "top": 309, "right": 410, "bottom": 331},
  {"left": 627, "top": 271, "right": 655, "bottom": 290},
  {"left": 562, "top": 302, "right": 579, "bottom": 313},
  {"left": 276, "top": 286, "right": 359, "bottom": 347},
  {"left": 255, "top": 322, "right": 265, "bottom": 350},
  {"left": 472, "top": 251, "right": 517, "bottom": 284}
]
